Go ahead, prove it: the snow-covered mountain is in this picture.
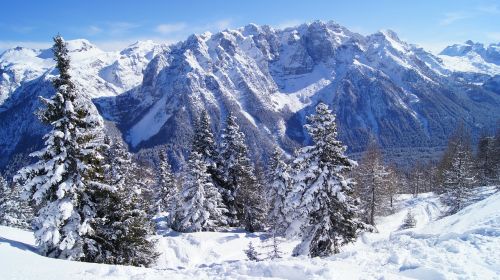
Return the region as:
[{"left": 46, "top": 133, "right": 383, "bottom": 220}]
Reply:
[
  {"left": 1, "top": 21, "right": 499, "bottom": 170},
  {"left": 0, "top": 39, "right": 167, "bottom": 168},
  {"left": 438, "top": 40, "right": 500, "bottom": 81}
]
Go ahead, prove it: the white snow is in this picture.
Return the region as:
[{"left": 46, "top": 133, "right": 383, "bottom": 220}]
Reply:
[
  {"left": 439, "top": 53, "right": 500, "bottom": 76},
  {"left": 127, "top": 94, "right": 172, "bottom": 147},
  {"left": 1, "top": 187, "right": 498, "bottom": 279}
]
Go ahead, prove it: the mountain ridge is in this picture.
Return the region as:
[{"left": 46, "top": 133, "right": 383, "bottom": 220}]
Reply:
[{"left": 1, "top": 20, "right": 499, "bottom": 171}]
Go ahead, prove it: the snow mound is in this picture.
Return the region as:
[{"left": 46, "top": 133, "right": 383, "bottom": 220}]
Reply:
[{"left": 0, "top": 189, "right": 499, "bottom": 279}]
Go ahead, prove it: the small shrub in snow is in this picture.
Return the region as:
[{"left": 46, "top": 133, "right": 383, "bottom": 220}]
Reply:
[
  {"left": 244, "top": 241, "right": 260, "bottom": 261},
  {"left": 401, "top": 210, "right": 417, "bottom": 229}
]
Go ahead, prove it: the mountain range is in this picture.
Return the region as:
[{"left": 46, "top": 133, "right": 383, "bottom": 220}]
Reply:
[{"left": 1, "top": 20, "right": 499, "bottom": 171}]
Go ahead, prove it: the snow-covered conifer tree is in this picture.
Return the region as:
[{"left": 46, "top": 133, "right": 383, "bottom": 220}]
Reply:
[
  {"left": 400, "top": 209, "right": 416, "bottom": 229},
  {"left": 439, "top": 125, "right": 477, "bottom": 214},
  {"left": 219, "top": 112, "right": 265, "bottom": 231},
  {"left": 15, "top": 35, "right": 106, "bottom": 260},
  {"left": 193, "top": 110, "right": 218, "bottom": 164},
  {"left": 173, "top": 151, "right": 227, "bottom": 232},
  {"left": 0, "top": 176, "right": 32, "bottom": 229},
  {"left": 156, "top": 150, "right": 177, "bottom": 215},
  {"left": 244, "top": 241, "right": 259, "bottom": 261},
  {"left": 88, "top": 138, "right": 158, "bottom": 267},
  {"left": 268, "top": 147, "right": 292, "bottom": 235},
  {"left": 290, "top": 103, "right": 369, "bottom": 257}
]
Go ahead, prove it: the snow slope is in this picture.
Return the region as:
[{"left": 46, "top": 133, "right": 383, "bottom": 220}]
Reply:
[{"left": 0, "top": 188, "right": 498, "bottom": 279}]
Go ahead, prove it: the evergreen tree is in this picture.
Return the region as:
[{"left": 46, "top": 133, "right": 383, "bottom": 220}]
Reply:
[
  {"left": 173, "top": 151, "right": 227, "bottom": 232},
  {"left": 192, "top": 110, "right": 218, "bottom": 164},
  {"left": 88, "top": 139, "right": 158, "bottom": 267},
  {"left": 261, "top": 232, "right": 283, "bottom": 260},
  {"left": 156, "top": 150, "right": 178, "bottom": 216},
  {"left": 290, "top": 103, "right": 369, "bottom": 257},
  {"left": 268, "top": 147, "right": 292, "bottom": 235},
  {"left": 475, "top": 132, "right": 499, "bottom": 186},
  {"left": 15, "top": 35, "right": 106, "bottom": 260},
  {"left": 219, "top": 112, "right": 265, "bottom": 231},
  {"left": 400, "top": 210, "right": 416, "bottom": 229},
  {"left": 0, "top": 176, "right": 32, "bottom": 229},
  {"left": 244, "top": 241, "right": 260, "bottom": 261},
  {"left": 355, "top": 141, "right": 391, "bottom": 226},
  {"left": 439, "top": 125, "right": 477, "bottom": 214}
]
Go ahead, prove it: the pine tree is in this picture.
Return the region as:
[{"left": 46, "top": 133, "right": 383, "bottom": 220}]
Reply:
[
  {"left": 290, "top": 103, "right": 369, "bottom": 257},
  {"left": 355, "top": 141, "right": 391, "bottom": 226},
  {"left": 0, "top": 176, "right": 32, "bottom": 229},
  {"left": 244, "top": 241, "right": 260, "bottom": 261},
  {"left": 219, "top": 112, "right": 265, "bottom": 231},
  {"left": 173, "top": 151, "right": 227, "bottom": 232},
  {"left": 439, "top": 125, "right": 477, "bottom": 214},
  {"left": 475, "top": 132, "right": 499, "bottom": 186},
  {"left": 261, "top": 232, "right": 283, "bottom": 260},
  {"left": 268, "top": 147, "right": 292, "bottom": 235},
  {"left": 15, "top": 35, "right": 106, "bottom": 260},
  {"left": 400, "top": 210, "right": 416, "bottom": 229},
  {"left": 193, "top": 110, "right": 218, "bottom": 164},
  {"left": 88, "top": 139, "right": 158, "bottom": 267},
  {"left": 156, "top": 150, "right": 178, "bottom": 216}
]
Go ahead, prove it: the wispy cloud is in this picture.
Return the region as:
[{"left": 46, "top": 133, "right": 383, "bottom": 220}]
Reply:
[
  {"left": 107, "top": 22, "right": 140, "bottom": 36},
  {"left": 10, "top": 26, "right": 37, "bottom": 34},
  {"left": 154, "top": 19, "right": 232, "bottom": 39},
  {"left": 85, "top": 25, "right": 103, "bottom": 36},
  {"left": 273, "top": 20, "right": 302, "bottom": 30},
  {"left": 0, "top": 40, "right": 51, "bottom": 52},
  {"left": 155, "top": 23, "right": 187, "bottom": 35},
  {"left": 439, "top": 12, "right": 470, "bottom": 26},
  {"left": 485, "top": 32, "right": 500, "bottom": 41},
  {"left": 476, "top": 4, "right": 500, "bottom": 14}
]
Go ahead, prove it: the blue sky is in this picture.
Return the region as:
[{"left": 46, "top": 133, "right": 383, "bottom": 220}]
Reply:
[{"left": 1, "top": 0, "right": 499, "bottom": 53}]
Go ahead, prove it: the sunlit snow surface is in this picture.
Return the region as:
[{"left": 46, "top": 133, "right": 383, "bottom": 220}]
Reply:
[{"left": 0, "top": 187, "right": 498, "bottom": 279}]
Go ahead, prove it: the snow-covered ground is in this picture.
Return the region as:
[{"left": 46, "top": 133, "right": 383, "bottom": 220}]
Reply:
[{"left": 1, "top": 188, "right": 499, "bottom": 279}]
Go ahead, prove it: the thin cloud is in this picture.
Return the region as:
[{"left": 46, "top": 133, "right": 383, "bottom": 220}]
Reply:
[
  {"left": 476, "top": 4, "right": 500, "bottom": 14},
  {"left": 0, "top": 40, "right": 51, "bottom": 52},
  {"left": 107, "top": 22, "right": 140, "bottom": 36},
  {"left": 10, "top": 26, "right": 37, "bottom": 34},
  {"left": 85, "top": 25, "right": 103, "bottom": 36},
  {"left": 485, "top": 32, "right": 500, "bottom": 41},
  {"left": 274, "top": 20, "right": 303, "bottom": 30},
  {"left": 155, "top": 23, "right": 187, "bottom": 35},
  {"left": 439, "top": 12, "right": 470, "bottom": 26}
]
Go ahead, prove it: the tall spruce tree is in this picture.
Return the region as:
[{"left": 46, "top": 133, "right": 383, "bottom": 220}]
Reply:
[
  {"left": 15, "top": 35, "right": 106, "bottom": 260},
  {"left": 88, "top": 138, "right": 158, "bottom": 267},
  {"left": 475, "top": 133, "right": 499, "bottom": 185},
  {"left": 0, "top": 176, "right": 32, "bottom": 229},
  {"left": 439, "top": 125, "right": 477, "bottom": 214},
  {"left": 268, "top": 147, "right": 292, "bottom": 235},
  {"left": 290, "top": 103, "right": 369, "bottom": 257},
  {"left": 157, "top": 150, "right": 177, "bottom": 215},
  {"left": 173, "top": 151, "right": 227, "bottom": 232},
  {"left": 192, "top": 110, "right": 218, "bottom": 164},
  {"left": 219, "top": 112, "right": 265, "bottom": 231}
]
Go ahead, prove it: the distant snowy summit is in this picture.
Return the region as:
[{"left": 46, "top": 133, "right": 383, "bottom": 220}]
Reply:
[{"left": 438, "top": 40, "right": 500, "bottom": 77}]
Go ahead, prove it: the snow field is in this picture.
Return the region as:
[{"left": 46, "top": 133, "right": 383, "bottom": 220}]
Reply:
[{"left": 0, "top": 189, "right": 498, "bottom": 279}]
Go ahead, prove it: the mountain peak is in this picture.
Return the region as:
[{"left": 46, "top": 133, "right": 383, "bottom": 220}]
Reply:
[{"left": 66, "top": 39, "right": 100, "bottom": 53}]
